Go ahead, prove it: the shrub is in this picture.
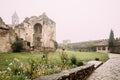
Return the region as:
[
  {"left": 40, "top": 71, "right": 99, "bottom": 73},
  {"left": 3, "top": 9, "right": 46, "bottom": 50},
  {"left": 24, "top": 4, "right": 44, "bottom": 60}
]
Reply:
[
  {"left": 0, "top": 70, "right": 12, "bottom": 80},
  {"left": 70, "top": 55, "right": 77, "bottom": 65},
  {"left": 12, "top": 40, "right": 23, "bottom": 52},
  {"left": 9, "top": 58, "right": 25, "bottom": 76},
  {"left": 60, "top": 51, "right": 69, "bottom": 70},
  {"left": 12, "top": 74, "right": 26, "bottom": 80},
  {"left": 61, "top": 53, "right": 69, "bottom": 64},
  {"left": 76, "top": 61, "right": 84, "bottom": 66},
  {"left": 26, "top": 58, "right": 40, "bottom": 79},
  {"left": 95, "top": 58, "right": 100, "bottom": 61},
  {"left": 0, "top": 58, "right": 26, "bottom": 80}
]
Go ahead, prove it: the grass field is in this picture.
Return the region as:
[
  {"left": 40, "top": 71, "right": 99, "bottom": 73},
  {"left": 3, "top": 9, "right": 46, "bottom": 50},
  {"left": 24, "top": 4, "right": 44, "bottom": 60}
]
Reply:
[{"left": 0, "top": 51, "right": 109, "bottom": 70}]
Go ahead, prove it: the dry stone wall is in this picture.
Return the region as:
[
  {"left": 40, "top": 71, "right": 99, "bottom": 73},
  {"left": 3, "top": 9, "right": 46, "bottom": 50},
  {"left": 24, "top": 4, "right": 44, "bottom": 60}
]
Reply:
[{"left": 34, "top": 64, "right": 94, "bottom": 80}]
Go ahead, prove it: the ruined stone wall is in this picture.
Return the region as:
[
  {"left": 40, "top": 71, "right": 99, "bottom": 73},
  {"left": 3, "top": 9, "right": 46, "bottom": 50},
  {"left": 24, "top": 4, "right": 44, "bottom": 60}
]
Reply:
[
  {"left": 0, "top": 29, "right": 16, "bottom": 52},
  {"left": 15, "top": 23, "right": 34, "bottom": 46},
  {"left": 0, "top": 29, "right": 9, "bottom": 52},
  {"left": 0, "top": 13, "right": 56, "bottom": 52},
  {"left": 0, "top": 17, "right": 17, "bottom": 52},
  {"left": 0, "top": 17, "right": 6, "bottom": 27},
  {"left": 42, "top": 22, "right": 56, "bottom": 48},
  {"left": 15, "top": 13, "right": 56, "bottom": 50},
  {"left": 34, "top": 64, "right": 94, "bottom": 80}
]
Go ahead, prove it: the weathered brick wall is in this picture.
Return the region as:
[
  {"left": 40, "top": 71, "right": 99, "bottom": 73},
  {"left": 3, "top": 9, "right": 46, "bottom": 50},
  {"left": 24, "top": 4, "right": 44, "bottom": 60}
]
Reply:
[{"left": 34, "top": 64, "right": 94, "bottom": 80}]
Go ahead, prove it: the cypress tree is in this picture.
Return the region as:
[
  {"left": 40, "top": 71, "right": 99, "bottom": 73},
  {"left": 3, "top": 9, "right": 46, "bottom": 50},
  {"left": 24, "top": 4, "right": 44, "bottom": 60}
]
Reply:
[{"left": 108, "top": 29, "right": 115, "bottom": 50}]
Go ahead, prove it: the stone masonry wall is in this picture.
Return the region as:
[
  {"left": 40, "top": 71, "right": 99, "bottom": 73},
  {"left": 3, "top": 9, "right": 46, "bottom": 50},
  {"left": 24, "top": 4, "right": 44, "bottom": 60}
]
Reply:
[
  {"left": 0, "top": 28, "right": 17, "bottom": 52},
  {"left": 14, "top": 13, "right": 56, "bottom": 50},
  {"left": 34, "top": 64, "right": 94, "bottom": 80},
  {"left": 0, "top": 17, "right": 17, "bottom": 52}
]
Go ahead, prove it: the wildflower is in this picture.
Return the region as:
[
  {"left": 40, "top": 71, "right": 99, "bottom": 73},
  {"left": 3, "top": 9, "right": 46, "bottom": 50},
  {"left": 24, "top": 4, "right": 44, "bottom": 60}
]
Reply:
[
  {"left": 18, "top": 72, "right": 20, "bottom": 74},
  {"left": 9, "top": 63, "right": 13, "bottom": 66},
  {"left": 14, "top": 58, "right": 19, "bottom": 62},
  {"left": 7, "top": 67, "right": 11, "bottom": 71},
  {"left": 20, "top": 62, "right": 23, "bottom": 67},
  {"left": 26, "top": 76, "right": 28, "bottom": 79}
]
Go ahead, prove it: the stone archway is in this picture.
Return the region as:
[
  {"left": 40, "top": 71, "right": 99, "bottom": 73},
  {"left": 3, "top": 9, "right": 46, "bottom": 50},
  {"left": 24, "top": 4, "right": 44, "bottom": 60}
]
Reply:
[
  {"left": 34, "top": 23, "right": 42, "bottom": 33},
  {"left": 33, "top": 23, "right": 42, "bottom": 48}
]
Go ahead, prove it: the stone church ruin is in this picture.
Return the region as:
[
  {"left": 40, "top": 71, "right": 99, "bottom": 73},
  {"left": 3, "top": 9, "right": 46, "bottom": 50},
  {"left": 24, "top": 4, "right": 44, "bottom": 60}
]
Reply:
[{"left": 0, "top": 12, "right": 57, "bottom": 52}]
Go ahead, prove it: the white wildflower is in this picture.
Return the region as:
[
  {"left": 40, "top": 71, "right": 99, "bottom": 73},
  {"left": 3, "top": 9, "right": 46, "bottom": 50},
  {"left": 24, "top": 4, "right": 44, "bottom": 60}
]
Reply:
[
  {"left": 20, "top": 62, "right": 23, "bottom": 67},
  {"left": 9, "top": 62, "right": 13, "bottom": 66},
  {"left": 14, "top": 58, "right": 19, "bottom": 62},
  {"left": 7, "top": 67, "right": 11, "bottom": 71}
]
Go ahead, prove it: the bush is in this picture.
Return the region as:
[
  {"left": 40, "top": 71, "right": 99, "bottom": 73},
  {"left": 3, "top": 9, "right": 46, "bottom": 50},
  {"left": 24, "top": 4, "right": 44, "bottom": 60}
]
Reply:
[
  {"left": 70, "top": 55, "right": 84, "bottom": 67},
  {"left": 12, "top": 74, "right": 26, "bottom": 80},
  {"left": 12, "top": 40, "right": 23, "bottom": 52},
  {"left": 0, "top": 58, "right": 26, "bottom": 80},
  {"left": 9, "top": 58, "right": 25, "bottom": 76},
  {"left": 60, "top": 52, "right": 69, "bottom": 70},
  {"left": 70, "top": 55, "right": 77, "bottom": 65},
  {"left": 61, "top": 53, "right": 69, "bottom": 64},
  {"left": 76, "top": 61, "right": 84, "bottom": 66},
  {"left": 0, "top": 70, "right": 12, "bottom": 80},
  {"left": 95, "top": 58, "right": 100, "bottom": 61},
  {"left": 26, "top": 58, "right": 40, "bottom": 79}
]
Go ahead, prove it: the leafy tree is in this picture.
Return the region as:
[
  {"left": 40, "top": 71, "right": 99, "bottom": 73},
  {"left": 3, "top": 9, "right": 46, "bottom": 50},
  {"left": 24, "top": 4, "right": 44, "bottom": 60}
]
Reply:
[
  {"left": 12, "top": 40, "right": 23, "bottom": 52},
  {"left": 108, "top": 29, "right": 115, "bottom": 50}
]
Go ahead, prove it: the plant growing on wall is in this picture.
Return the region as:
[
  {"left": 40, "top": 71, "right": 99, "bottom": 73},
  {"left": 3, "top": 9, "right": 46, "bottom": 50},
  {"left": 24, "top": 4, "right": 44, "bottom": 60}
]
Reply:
[{"left": 12, "top": 39, "right": 23, "bottom": 52}]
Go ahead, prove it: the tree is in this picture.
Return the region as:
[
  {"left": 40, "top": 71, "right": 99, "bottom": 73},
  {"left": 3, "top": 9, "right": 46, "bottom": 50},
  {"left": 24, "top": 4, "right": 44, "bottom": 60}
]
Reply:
[
  {"left": 12, "top": 40, "right": 23, "bottom": 52},
  {"left": 108, "top": 29, "right": 115, "bottom": 51}
]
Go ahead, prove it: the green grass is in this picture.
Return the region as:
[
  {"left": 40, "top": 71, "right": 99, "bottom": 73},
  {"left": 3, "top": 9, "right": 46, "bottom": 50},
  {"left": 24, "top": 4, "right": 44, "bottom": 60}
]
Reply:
[{"left": 0, "top": 51, "right": 109, "bottom": 70}]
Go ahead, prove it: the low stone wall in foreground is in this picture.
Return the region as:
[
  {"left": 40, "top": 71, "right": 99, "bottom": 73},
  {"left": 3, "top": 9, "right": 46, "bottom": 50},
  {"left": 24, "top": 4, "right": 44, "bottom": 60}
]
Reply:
[{"left": 34, "top": 64, "right": 94, "bottom": 80}]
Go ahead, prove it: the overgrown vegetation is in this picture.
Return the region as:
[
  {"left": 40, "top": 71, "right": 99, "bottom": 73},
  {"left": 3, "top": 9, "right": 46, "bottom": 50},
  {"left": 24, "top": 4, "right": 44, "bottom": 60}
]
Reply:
[
  {"left": 0, "top": 51, "right": 109, "bottom": 79},
  {"left": 70, "top": 55, "right": 84, "bottom": 67},
  {"left": 12, "top": 40, "right": 23, "bottom": 52},
  {"left": 95, "top": 58, "right": 100, "bottom": 61},
  {"left": 70, "top": 55, "right": 77, "bottom": 65},
  {"left": 76, "top": 61, "right": 84, "bottom": 66}
]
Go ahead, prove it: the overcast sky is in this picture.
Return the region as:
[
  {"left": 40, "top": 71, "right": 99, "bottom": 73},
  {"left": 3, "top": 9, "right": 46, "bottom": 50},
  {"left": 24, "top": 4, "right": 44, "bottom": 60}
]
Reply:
[{"left": 0, "top": 0, "right": 120, "bottom": 43}]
